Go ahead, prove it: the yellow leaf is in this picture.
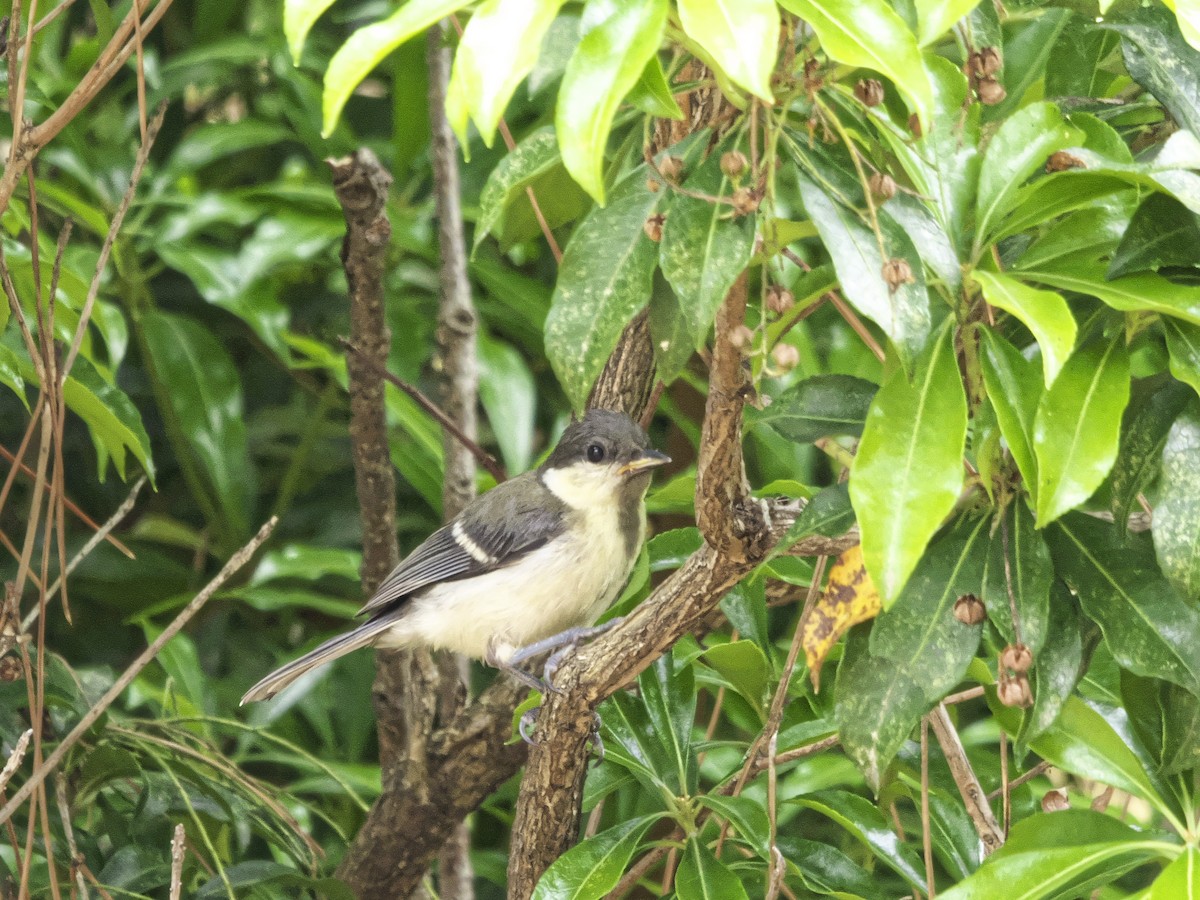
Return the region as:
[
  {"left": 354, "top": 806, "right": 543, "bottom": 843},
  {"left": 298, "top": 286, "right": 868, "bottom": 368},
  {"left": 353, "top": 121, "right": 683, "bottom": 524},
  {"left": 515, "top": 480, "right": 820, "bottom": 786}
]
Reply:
[{"left": 801, "top": 545, "right": 882, "bottom": 691}]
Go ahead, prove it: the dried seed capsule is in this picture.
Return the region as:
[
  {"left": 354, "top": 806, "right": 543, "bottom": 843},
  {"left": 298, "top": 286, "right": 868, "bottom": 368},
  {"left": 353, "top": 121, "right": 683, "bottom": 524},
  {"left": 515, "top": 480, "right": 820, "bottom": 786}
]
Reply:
[
  {"left": 997, "top": 672, "right": 1033, "bottom": 708},
  {"left": 771, "top": 343, "right": 801, "bottom": 371},
  {"left": 1045, "top": 151, "right": 1085, "bottom": 172},
  {"left": 1000, "top": 643, "right": 1033, "bottom": 674},
  {"left": 855, "top": 78, "right": 885, "bottom": 107},
  {"left": 0, "top": 655, "right": 21, "bottom": 682},
  {"left": 643, "top": 213, "right": 665, "bottom": 242},
  {"left": 731, "top": 186, "right": 760, "bottom": 215},
  {"left": 720, "top": 150, "right": 749, "bottom": 180},
  {"left": 659, "top": 155, "right": 684, "bottom": 181},
  {"left": 976, "top": 77, "right": 1007, "bottom": 106},
  {"left": 953, "top": 594, "right": 986, "bottom": 626},
  {"left": 729, "top": 325, "right": 756, "bottom": 350},
  {"left": 978, "top": 47, "right": 1002, "bottom": 76},
  {"left": 1041, "top": 790, "right": 1069, "bottom": 813},
  {"left": 882, "top": 257, "right": 915, "bottom": 292},
  {"left": 766, "top": 285, "right": 795, "bottom": 315},
  {"left": 907, "top": 113, "right": 923, "bottom": 139},
  {"left": 868, "top": 172, "right": 897, "bottom": 202},
  {"left": 646, "top": 177, "right": 662, "bottom": 193}
]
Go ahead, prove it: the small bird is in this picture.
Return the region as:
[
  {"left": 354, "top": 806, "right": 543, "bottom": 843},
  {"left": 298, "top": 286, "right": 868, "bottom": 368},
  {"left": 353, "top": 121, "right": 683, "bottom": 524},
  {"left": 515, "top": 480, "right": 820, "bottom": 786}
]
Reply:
[{"left": 242, "top": 409, "right": 669, "bottom": 705}]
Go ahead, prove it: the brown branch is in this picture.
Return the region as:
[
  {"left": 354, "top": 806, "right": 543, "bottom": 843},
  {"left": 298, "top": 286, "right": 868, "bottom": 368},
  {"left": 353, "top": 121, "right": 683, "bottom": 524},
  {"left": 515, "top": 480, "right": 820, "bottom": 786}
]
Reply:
[
  {"left": 0, "top": 517, "right": 277, "bottom": 826},
  {"left": 928, "top": 704, "right": 1004, "bottom": 855},
  {"left": 586, "top": 310, "right": 658, "bottom": 419}
]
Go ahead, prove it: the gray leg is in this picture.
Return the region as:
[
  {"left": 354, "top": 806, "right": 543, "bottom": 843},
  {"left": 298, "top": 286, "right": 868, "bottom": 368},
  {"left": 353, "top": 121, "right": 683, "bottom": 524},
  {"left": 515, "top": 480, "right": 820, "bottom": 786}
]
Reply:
[
  {"left": 485, "top": 641, "right": 548, "bottom": 694},
  {"left": 505, "top": 617, "right": 626, "bottom": 692}
]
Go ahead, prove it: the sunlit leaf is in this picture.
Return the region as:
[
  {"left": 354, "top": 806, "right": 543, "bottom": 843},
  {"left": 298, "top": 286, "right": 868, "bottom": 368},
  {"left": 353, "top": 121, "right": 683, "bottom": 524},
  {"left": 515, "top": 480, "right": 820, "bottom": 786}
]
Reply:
[
  {"left": 973, "top": 270, "right": 1076, "bottom": 387},
  {"left": 801, "top": 545, "right": 881, "bottom": 691},
  {"left": 677, "top": 0, "right": 777, "bottom": 101},
  {"left": 1155, "top": 403, "right": 1200, "bottom": 599}
]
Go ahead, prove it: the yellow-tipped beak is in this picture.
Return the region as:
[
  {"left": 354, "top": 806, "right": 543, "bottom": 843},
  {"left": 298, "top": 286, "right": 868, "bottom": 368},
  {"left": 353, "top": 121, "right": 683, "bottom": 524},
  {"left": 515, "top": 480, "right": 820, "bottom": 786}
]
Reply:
[{"left": 618, "top": 449, "right": 671, "bottom": 476}]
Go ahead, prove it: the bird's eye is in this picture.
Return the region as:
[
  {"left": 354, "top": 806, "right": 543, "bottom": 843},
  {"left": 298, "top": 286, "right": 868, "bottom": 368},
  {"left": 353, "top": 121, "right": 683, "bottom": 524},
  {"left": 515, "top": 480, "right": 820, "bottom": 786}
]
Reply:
[{"left": 586, "top": 443, "right": 606, "bottom": 464}]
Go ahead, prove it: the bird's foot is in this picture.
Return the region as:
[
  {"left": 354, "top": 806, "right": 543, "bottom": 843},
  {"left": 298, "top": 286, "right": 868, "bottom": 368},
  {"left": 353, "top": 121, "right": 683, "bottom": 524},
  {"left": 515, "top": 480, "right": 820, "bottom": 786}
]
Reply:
[{"left": 515, "top": 705, "right": 604, "bottom": 763}]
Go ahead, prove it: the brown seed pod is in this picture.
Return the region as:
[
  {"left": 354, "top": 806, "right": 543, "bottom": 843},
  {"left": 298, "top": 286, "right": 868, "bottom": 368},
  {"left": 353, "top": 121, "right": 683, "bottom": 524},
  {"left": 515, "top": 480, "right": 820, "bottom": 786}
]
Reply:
[
  {"left": 907, "top": 113, "right": 923, "bottom": 139},
  {"left": 729, "top": 324, "right": 756, "bottom": 350},
  {"left": 882, "top": 257, "right": 915, "bottom": 293},
  {"left": 1041, "top": 790, "right": 1069, "bottom": 813},
  {"left": 771, "top": 342, "right": 801, "bottom": 371},
  {"left": 997, "top": 672, "right": 1033, "bottom": 708},
  {"left": 659, "top": 155, "right": 684, "bottom": 182},
  {"left": 976, "top": 77, "right": 1007, "bottom": 106},
  {"left": 643, "top": 214, "right": 665, "bottom": 242},
  {"left": 731, "top": 186, "right": 761, "bottom": 216},
  {"left": 868, "top": 172, "right": 897, "bottom": 202},
  {"left": 1000, "top": 643, "right": 1033, "bottom": 674},
  {"left": 979, "top": 47, "right": 1002, "bottom": 76},
  {"left": 646, "top": 177, "right": 662, "bottom": 193},
  {"left": 953, "top": 594, "right": 986, "bottom": 626},
  {"left": 1045, "top": 151, "right": 1086, "bottom": 173},
  {"left": 721, "top": 150, "right": 749, "bottom": 180},
  {"left": 855, "top": 78, "right": 885, "bottom": 107},
  {"left": 766, "top": 285, "right": 796, "bottom": 315},
  {"left": 0, "top": 655, "right": 21, "bottom": 682}
]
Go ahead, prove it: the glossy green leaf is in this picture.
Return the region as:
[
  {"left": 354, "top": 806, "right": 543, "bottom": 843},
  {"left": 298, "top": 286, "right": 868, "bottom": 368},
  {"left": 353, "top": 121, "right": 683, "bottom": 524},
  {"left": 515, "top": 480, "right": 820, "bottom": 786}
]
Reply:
[
  {"left": 0, "top": 343, "right": 27, "bottom": 407},
  {"left": 780, "top": 482, "right": 855, "bottom": 551},
  {"left": 61, "top": 356, "right": 155, "bottom": 483},
  {"left": 677, "top": 0, "right": 777, "bottom": 101},
  {"left": 627, "top": 56, "right": 684, "bottom": 119},
  {"left": 448, "top": 0, "right": 565, "bottom": 146},
  {"left": 659, "top": 141, "right": 756, "bottom": 351},
  {"left": 835, "top": 625, "right": 928, "bottom": 791},
  {"left": 1033, "top": 337, "right": 1129, "bottom": 526},
  {"left": 777, "top": 836, "right": 890, "bottom": 900},
  {"left": 938, "top": 810, "right": 1169, "bottom": 900},
  {"left": 647, "top": 276, "right": 696, "bottom": 382},
  {"left": 696, "top": 795, "right": 770, "bottom": 858},
  {"left": 1165, "top": 319, "right": 1200, "bottom": 398},
  {"left": 747, "top": 375, "right": 877, "bottom": 443},
  {"left": 792, "top": 790, "right": 926, "bottom": 890},
  {"left": 1108, "top": 194, "right": 1200, "bottom": 279},
  {"left": 1052, "top": 514, "right": 1200, "bottom": 698},
  {"left": 1105, "top": 5, "right": 1200, "bottom": 139},
  {"left": 639, "top": 652, "right": 696, "bottom": 794},
  {"left": 1016, "top": 204, "right": 1132, "bottom": 274},
  {"left": 1123, "top": 671, "right": 1200, "bottom": 777},
  {"left": 1155, "top": 403, "right": 1200, "bottom": 599},
  {"left": 777, "top": 0, "right": 934, "bottom": 129},
  {"left": 914, "top": 0, "right": 983, "bottom": 46},
  {"left": 871, "top": 517, "right": 988, "bottom": 701},
  {"left": 702, "top": 640, "right": 771, "bottom": 719},
  {"left": 796, "top": 174, "right": 931, "bottom": 370},
  {"left": 142, "top": 311, "right": 253, "bottom": 541},
  {"left": 975, "top": 102, "right": 1083, "bottom": 249},
  {"left": 1111, "top": 380, "right": 1191, "bottom": 539},
  {"left": 478, "top": 333, "right": 537, "bottom": 472},
  {"left": 675, "top": 837, "right": 750, "bottom": 900},
  {"left": 599, "top": 690, "right": 677, "bottom": 792},
  {"left": 981, "top": 501, "right": 1052, "bottom": 656},
  {"left": 544, "top": 186, "right": 660, "bottom": 409},
  {"left": 1023, "top": 261, "right": 1200, "bottom": 327},
  {"left": 531, "top": 815, "right": 660, "bottom": 900},
  {"left": 973, "top": 271, "right": 1076, "bottom": 388},
  {"left": 980, "top": 327, "right": 1042, "bottom": 494},
  {"left": 1018, "top": 583, "right": 1087, "bottom": 753},
  {"left": 981, "top": 8, "right": 1069, "bottom": 122},
  {"left": 323, "top": 0, "right": 473, "bottom": 135},
  {"left": 283, "top": 0, "right": 337, "bottom": 63},
  {"left": 476, "top": 129, "right": 560, "bottom": 249},
  {"left": 556, "top": 0, "right": 667, "bottom": 202},
  {"left": 1153, "top": 849, "right": 1200, "bottom": 899},
  {"left": 851, "top": 325, "right": 967, "bottom": 604}
]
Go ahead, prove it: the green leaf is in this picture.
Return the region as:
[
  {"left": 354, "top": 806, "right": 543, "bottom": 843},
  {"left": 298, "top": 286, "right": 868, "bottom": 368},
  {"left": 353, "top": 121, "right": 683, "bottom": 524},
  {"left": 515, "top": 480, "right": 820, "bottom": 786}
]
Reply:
[
  {"left": 702, "top": 640, "right": 771, "bottom": 719},
  {"left": 659, "top": 141, "right": 757, "bottom": 351},
  {"left": 981, "top": 8, "right": 1069, "bottom": 122},
  {"left": 851, "top": 324, "right": 967, "bottom": 605},
  {"left": 283, "top": 0, "right": 338, "bottom": 63},
  {"left": 1021, "top": 260, "right": 1200, "bottom": 328},
  {"left": 1108, "top": 194, "right": 1200, "bottom": 279},
  {"left": 780, "top": 482, "right": 855, "bottom": 551},
  {"left": 476, "top": 129, "right": 561, "bottom": 249},
  {"left": 973, "top": 270, "right": 1076, "bottom": 387},
  {"left": 938, "top": 810, "right": 1169, "bottom": 900},
  {"left": 142, "top": 312, "right": 254, "bottom": 541},
  {"left": 747, "top": 375, "right": 877, "bottom": 443},
  {"left": 1155, "top": 403, "right": 1200, "bottom": 599},
  {"left": 639, "top": 652, "right": 696, "bottom": 794},
  {"left": 531, "top": 815, "right": 660, "bottom": 900},
  {"left": 675, "top": 837, "right": 750, "bottom": 900},
  {"left": 1123, "top": 671, "right": 1200, "bottom": 777},
  {"left": 914, "top": 0, "right": 983, "bottom": 46},
  {"left": 323, "top": 0, "right": 473, "bottom": 135},
  {"left": 555, "top": 0, "right": 667, "bottom": 203},
  {"left": 1051, "top": 514, "right": 1200, "bottom": 699},
  {"left": 1105, "top": 5, "right": 1200, "bottom": 140},
  {"left": 478, "top": 333, "right": 537, "bottom": 472},
  {"left": 777, "top": 0, "right": 934, "bottom": 129},
  {"left": 627, "top": 56, "right": 684, "bottom": 119},
  {"left": 980, "top": 324, "right": 1042, "bottom": 498},
  {"left": 1018, "top": 584, "right": 1087, "bottom": 753},
  {"left": 792, "top": 790, "right": 927, "bottom": 890},
  {"left": 975, "top": 102, "right": 1084, "bottom": 249},
  {"left": 1033, "top": 337, "right": 1129, "bottom": 526},
  {"left": 696, "top": 795, "right": 770, "bottom": 858},
  {"left": 60, "top": 356, "right": 155, "bottom": 483},
  {"left": 448, "top": 0, "right": 566, "bottom": 146},
  {"left": 1111, "top": 380, "right": 1191, "bottom": 539},
  {"left": 777, "top": 836, "right": 890, "bottom": 900},
  {"left": 544, "top": 187, "right": 659, "bottom": 408},
  {"left": 1153, "top": 849, "right": 1200, "bottom": 900},
  {"left": 796, "top": 173, "right": 931, "bottom": 370},
  {"left": 0, "top": 343, "right": 27, "bottom": 408},
  {"left": 1165, "top": 319, "right": 1200, "bottom": 398},
  {"left": 677, "top": 0, "right": 777, "bottom": 101},
  {"left": 981, "top": 500, "right": 1052, "bottom": 656},
  {"left": 870, "top": 516, "right": 989, "bottom": 702}
]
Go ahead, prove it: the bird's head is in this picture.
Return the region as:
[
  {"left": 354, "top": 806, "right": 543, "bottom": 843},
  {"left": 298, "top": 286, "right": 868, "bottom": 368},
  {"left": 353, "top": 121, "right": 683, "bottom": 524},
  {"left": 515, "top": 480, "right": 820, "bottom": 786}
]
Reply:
[{"left": 539, "top": 409, "right": 670, "bottom": 510}]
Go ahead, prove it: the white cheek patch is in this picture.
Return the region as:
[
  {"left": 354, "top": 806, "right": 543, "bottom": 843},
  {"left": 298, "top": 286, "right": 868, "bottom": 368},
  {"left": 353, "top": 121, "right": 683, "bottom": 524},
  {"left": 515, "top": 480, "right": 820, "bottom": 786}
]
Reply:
[
  {"left": 452, "top": 520, "right": 498, "bottom": 565},
  {"left": 542, "top": 464, "right": 622, "bottom": 510}
]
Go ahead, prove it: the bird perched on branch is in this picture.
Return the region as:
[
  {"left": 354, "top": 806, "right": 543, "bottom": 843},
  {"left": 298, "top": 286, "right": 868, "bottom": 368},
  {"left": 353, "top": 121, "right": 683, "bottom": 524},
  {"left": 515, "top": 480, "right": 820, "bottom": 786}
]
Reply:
[{"left": 241, "top": 409, "right": 669, "bottom": 705}]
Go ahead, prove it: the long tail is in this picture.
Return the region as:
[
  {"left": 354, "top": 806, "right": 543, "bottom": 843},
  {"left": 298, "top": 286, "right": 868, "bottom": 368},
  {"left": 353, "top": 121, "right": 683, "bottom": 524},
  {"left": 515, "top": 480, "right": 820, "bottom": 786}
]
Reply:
[{"left": 241, "top": 617, "right": 400, "bottom": 704}]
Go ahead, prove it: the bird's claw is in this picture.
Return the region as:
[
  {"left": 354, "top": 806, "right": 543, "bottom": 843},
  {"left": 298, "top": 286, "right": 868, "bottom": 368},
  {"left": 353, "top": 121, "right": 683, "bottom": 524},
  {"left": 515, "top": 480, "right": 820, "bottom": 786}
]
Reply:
[
  {"left": 519, "top": 706, "right": 541, "bottom": 745},
  {"left": 588, "top": 711, "right": 604, "bottom": 763}
]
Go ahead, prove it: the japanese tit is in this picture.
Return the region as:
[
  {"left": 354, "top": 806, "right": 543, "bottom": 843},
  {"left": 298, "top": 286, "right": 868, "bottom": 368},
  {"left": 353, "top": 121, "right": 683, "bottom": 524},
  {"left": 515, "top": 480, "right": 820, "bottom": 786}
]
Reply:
[{"left": 242, "top": 409, "right": 670, "bottom": 704}]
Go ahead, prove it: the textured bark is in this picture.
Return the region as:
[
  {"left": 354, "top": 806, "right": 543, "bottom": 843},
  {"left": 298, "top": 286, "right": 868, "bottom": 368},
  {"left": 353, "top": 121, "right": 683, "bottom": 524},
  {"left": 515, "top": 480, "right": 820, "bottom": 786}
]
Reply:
[
  {"left": 586, "top": 310, "right": 656, "bottom": 417},
  {"left": 429, "top": 21, "right": 478, "bottom": 900}
]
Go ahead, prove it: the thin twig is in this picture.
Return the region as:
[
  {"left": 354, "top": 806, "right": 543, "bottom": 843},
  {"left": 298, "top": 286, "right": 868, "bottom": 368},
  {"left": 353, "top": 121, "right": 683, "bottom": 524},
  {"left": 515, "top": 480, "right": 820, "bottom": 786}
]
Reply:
[
  {"left": 928, "top": 704, "right": 1003, "bottom": 855},
  {"left": 169, "top": 823, "right": 185, "bottom": 900},
  {"left": 338, "top": 337, "right": 506, "bottom": 482},
  {"left": 0, "top": 517, "right": 277, "bottom": 826},
  {"left": 55, "top": 774, "right": 88, "bottom": 900},
  {"left": 986, "top": 760, "right": 1051, "bottom": 801},
  {"left": 0, "top": 729, "right": 31, "bottom": 793},
  {"left": 921, "top": 718, "right": 935, "bottom": 900},
  {"left": 780, "top": 246, "right": 885, "bottom": 363}
]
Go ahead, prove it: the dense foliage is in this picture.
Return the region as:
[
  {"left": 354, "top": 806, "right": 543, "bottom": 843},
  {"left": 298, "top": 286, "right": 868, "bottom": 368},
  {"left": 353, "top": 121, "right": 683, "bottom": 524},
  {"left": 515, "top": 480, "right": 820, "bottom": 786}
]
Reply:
[{"left": 4, "top": 0, "right": 1200, "bottom": 896}]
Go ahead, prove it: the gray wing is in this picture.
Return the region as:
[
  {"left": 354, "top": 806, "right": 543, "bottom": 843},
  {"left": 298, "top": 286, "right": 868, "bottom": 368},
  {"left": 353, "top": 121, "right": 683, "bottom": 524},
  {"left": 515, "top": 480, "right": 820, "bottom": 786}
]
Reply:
[{"left": 356, "top": 473, "right": 569, "bottom": 618}]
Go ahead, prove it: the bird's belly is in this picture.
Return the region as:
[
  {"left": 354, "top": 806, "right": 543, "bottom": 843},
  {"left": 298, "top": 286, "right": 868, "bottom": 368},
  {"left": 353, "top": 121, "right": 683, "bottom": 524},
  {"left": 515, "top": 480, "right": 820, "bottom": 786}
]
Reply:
[{"left": 394, "top": 527, "right": 633, "bottom": 660}]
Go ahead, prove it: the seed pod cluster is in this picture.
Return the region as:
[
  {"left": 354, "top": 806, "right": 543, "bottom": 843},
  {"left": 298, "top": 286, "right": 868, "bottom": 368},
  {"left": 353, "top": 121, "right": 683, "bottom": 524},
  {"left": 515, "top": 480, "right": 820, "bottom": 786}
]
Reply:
[
  {"left": 998, "top": 641, "right": 1034, "bottom": 708},
  {"left": 1045, "top": 151, "right": 1085, "bottom": 173},
  {"left": 720, "top": 150, "right": 749, "bottom": 180},
  {"left": 771, "top": 343, "right": 801, "bottom": 372},
  {"left": 766, "top": 285, "right": 795, "bottom": 315},
  {"left": 659, "top": 155, "right": 684, "bottom": 182},
  {"left": 868, "top": 172, "right": 897, "bottom": 203},
  {"left": 855, "top": 78, "right": 885, "bottom": 107},
  {"left": 882, "top": 257, "right": 914, "bottom": 293},
  {"left": 967, "top": 46, "right": 1005, "bottom": 106},
  {"left": 953, "top": 594, "right": 986, "bottom": 626},
  {"left": 643, "top": 213, "right": 665, "bottom": 242}
]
